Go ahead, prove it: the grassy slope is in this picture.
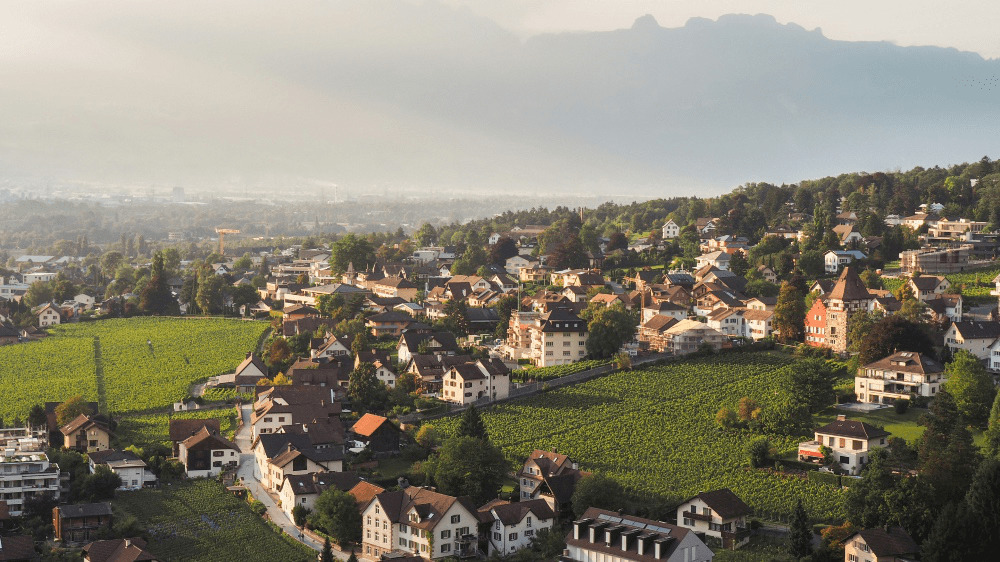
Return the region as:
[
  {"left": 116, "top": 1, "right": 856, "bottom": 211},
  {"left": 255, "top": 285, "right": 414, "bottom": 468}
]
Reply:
[
  {"left": 114, "top": 480, "right": 314, "bottom": 562},
  {"left": 116, "top": 408, "right": 239, "bottom": 450},
  {"left": 0, "top": 318, "right": 267, "bottom": 421}
]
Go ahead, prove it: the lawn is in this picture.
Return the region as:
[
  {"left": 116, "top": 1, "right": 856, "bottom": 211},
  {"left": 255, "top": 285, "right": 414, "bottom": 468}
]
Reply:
[
  {"left": 436, "top": 352, "right": 847, "bottom": 522},
  {"left": 116, "top": 408, "right": 239, "bottom": 450},
  {"left": 114, "top": 480, "right": 314, "bottom": 562},
  {"left": 0, "top": 317, "right": 268, "bottom": 422},
  {"left": 814, "top": 405, "right": 987, "bottom": 448}
]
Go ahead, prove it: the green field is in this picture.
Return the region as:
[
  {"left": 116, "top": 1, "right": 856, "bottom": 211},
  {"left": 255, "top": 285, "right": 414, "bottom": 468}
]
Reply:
[
  {"left": 439, "top": 352, "right": 847, "bottom": 522},
  {"left": 813, "top": 405, "right": 986, "bottom": 448},
  {"left": 116, "top": 408, "right": 239, "bottom": 450},
  {"left": 0, "top": 318, "right": 267, "bottom": 422},
  {"left": 114, "top": 480, "right": 314, "bottom": 562}
]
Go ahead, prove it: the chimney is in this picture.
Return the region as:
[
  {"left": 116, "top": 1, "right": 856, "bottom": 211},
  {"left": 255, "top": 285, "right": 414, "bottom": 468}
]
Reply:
[
  {"left": 654, "top": 539, "right": 662, "bottom": 559},
  {"left": 836, "top": 414, "right": 847, "bottom": 421}
]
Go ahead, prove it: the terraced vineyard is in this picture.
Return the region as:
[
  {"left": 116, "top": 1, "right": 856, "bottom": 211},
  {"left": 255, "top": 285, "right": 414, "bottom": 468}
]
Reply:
[
  {"left": 439, "top": 352, "right": 847, "bottom": 521},
  {"left": 114, "top": 480, "right": 314, "bottom": 562},
  {"left": 0, "top": 318, "right": 267, "bottom": 422}
]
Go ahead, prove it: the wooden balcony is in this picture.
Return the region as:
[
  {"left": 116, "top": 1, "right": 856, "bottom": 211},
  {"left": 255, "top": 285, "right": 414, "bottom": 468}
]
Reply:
[{"left": 682, "top": 510, "right": 713, "bottom": 523}]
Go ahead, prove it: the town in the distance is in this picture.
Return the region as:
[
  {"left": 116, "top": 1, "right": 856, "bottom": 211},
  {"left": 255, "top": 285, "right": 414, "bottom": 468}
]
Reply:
[{"left": 2, "top": 159, "right": 1000, "bottom": 561}]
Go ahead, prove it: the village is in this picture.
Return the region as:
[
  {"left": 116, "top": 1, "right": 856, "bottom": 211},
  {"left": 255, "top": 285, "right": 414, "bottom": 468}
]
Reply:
[{"left": 1, "top": 178, "right": 1000, "bottom": 562}]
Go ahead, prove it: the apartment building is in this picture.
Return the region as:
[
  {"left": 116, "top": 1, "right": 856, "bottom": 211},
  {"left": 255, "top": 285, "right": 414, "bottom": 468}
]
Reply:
[{"left": 0, "top": 427, "right": 62, "bottom": 517}]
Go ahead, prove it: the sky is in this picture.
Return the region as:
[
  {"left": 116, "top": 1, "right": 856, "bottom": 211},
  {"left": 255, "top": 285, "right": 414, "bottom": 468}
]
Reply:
[
  {"left": 443, "top": 0, "right": 1000, "bottom": 59},
  {"left": 1, "top": 1, "right": 998, "bottom": 197}
]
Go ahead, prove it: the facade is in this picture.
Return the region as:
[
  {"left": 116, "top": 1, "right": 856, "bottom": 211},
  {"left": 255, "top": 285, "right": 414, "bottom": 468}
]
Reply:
[
  {"left": 0, "top": 428, "right": 62, "bottom": 517},
  {"left": 843, "top": 527, "right": 919, "bottom": 562},
  {"left": 661, "top": 220, "right": 680, "bottom": 239},
  {"left": 566, "top": 508, "right": 714, "bottom": 562},
  {"left": 856, "top": 352, "right": 945, "bottom": 404},
  {"left": 943, "top": 321, "right": 1000, "bottom": 360},
  {"left": 36, "top": 303, "right": 61, "bottom": 327},
  {"left": 823, "top": 250, "right": 866, "bottom": 274},
  {"left": 822, "top": 267, "right": 873, "bottom": 353},
  {"left": 899, "top": 245, "right": 972, "bottom": 274},
  {"left": 517, "top": 450, "right": 584, "bottom": 511},
  {"left": 907, "top": 275, "right": 950, "bottom": 301},
  {"left": 695, "top": 251, "right": 731, "bottom": 271},
  {"left": 479, "top": 499, "right": 556, "bottom": 556},
  {"left": 440, "top": 360, "right": 511, "bottom": 405},
  {"left": 60, "top": 415, "right": 111, "bottom": 453},
  {"left": 504, "top": 309, "right": 589, "bottom": 367},
  {"left": 797, "top": 416, "right": 889, "bottom": 475},
  {"left": 53, "top": 503, "right": 113, "bottom": 544},
  {"left": 177, "top": 427, "right": 239, "bottom": 478},
  {"left": 676, "top": 489, "right": 752, "bottom": 549},
  {"left": 361, "top": 487, "right": 480, "bottom": 560},
  {"left": 661, "top": 319, "right": 729, "bottom": 355},
  {"left": 638, "top": 315, "right": 680, "bottom": 353},
  {"left": 743, "top": 309, "right": 774, "bottom": 340},
  {"left": 277, "top": 471, "right": 364, "bottom": 520}
]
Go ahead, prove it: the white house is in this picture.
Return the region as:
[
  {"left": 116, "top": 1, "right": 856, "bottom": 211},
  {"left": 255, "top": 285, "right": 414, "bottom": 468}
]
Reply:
[
  {"left": 695, "top": 251, "right": 731, "bottom": 271},
  {"left": 676, "top": 489, "right": 752, "bottom": 550},
  {"left": 823, "top": 250, "right": 866, "bottom": 274},
  {"left": 36, "top": 303, "right": 61, "bottom": 327},
  {"left": 706, "top": 308, "right": 745, "bottom": 338},
  {"left": 87, "top": 449, "right": 156, "bottom": 491},
  {"left": 855, "top": 351, "right": 945, "bottom": 404},
  {"left": 797, "top": 415, "right": 889, "bottom": 475},
  {"left": 743, "top": 309, "right": 774, "bottom": 340},
  {"left": 440, "top": 359, "right": 511, "bottom": 405},
  {"left": 177, "top": 427, "right": 240, "bottom": 478},
  {"left": 23, "top": 271, "right": 58, "bottom": 284},
  {"left": 566, "top": 508, "right": 714, "bottom": 562},
  {"left": 662, "top": 220, "right": 680, "bottom": 239},
  {"left": 480, "top": 499, "right": 556, "bottom": 556},
  {"left": 943, "top": 321, "right": 1000, "bottom": 360},
  {"left": 361, "top": 487, "right": 480, "bottom": 560},
  {"left": 844, "top": 527, "right": 919, "bottom": 562},
  {"left": 988, "top": 337, "right": 1000, "bottom": 373}
]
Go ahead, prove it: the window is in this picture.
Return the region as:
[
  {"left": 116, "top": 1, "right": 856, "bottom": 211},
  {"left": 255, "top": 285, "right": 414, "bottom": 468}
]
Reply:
[
  {"left": 683, "top": 517, "right": 694, "bottom": 526},
  {"left": 441, "top": 544, "right": 451, "bottom": 553},
  {"left": 399, "top": 538, "right": 407, "bottom": 547},
  {"left": 400, "top": 524, "right": 408, "bottom": 533},
  {"left": 212, "top": 461, "right": 221, "bottom": 467},
  {"left": 375, "top": 532, "right": 379, "bottom": 542},
  {"left": 441, "top": 530, "right": 451, "bottom": 539},
  {"left": 367, "top": 516, "right": 372, "bottom": 525},
  {"left": 840, "top": 456, "right": 849, "bottom": 464},
  {"left": 367, "top": 529, "right": 371, "bottom": 539},
  {"left": 525, "top": 529, "right": 534, "bottom": 537},
  {"left": 852, "top": 440, "right": 863, "bottom": 450},
  {"left": 702, "top": 507, "right": 711, "bottom": 516},
  {"left": 493, "top": 532, "right": 501, "bottom": 541},
  {"left": 451, "top": 515, "right": 460, "bottom": 524},
  {"left": 839, "top": 438, "right": 846, "bottom": 448},
  {"left": 526, "top": 516, "right": 532, "bottom": 527},
  {"left": 420, "top": 544, "right": 427, "bottom": 553},
  {"left": 375, "top": 505, "right": 380, "bottom": 514},
  {"left": 509, "top": 533, "right": 518, "bottom": 541},
  {"left": 212, "top": 451, "right": 225, "bottom": 457}
]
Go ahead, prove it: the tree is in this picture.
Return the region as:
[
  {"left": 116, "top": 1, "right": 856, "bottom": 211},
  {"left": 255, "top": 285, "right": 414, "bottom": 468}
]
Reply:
[
  {"left": 292, "top": 505, "right": 311, "bottom": 527},
  {"left": 918, "top": 390, "right": 980, "bottom": 508},
  {"left": 320, "top": 538, "right": 335, "bottom": 562},
  {"left": 349, "top": 362, "right": 388, "bottom": 413},
  {"left": 416, "top": 223, "right": 437, "bottom": 246},
  {"left": 548, "top": 234, "right": 588, "bottom": 270},
  {"left": 984, "top": 390, "right": 1000, "bottom": 459},
  {"left": 944, "top": 350, "right": 997, "bottom": 427},
  {"left": 80, "top": 465, "right": 122, "bottom": 502},
  {"left": 310, "top": 488, "right": 362, "bottom": 547},
  {"left": 773, "top": 281, "right": 805, "bottom": 343},
  {"left": 231, "top": 284, "right": 260, "bottom": 316},
  {"left": 425, "top": 436, "right": 507, "bottom": 505},
  {"left": 788, "top": 499, "right": 812, "bottom": 559},
  {"left": 847, "top": 310, "right": 883, "bottom": 353},
  {"left": 715, "top": 406, "right": 737, "bottom": 429},
  {"left": 27, "top": 404, "right": 47, "bottom": 429},
  {"left": 195, "top": 272, "right": 226, "bottom": 314},
  {"left": 921, "top": 501, "right": 982, "bottom": 562},
  {"left": 55, "top": 396, "right": 90, "bottom": 426},
  {"left": 140, "top": 252, "right": 179, "bottom": 316},
  {"left": 747, "top": 437, "right": 769, "bottom": 468},
  {"left": 488, "top": 236, "right": 519, "bottom": 265},
  {"left": 571, "top": 474, "right": 624, "bottom": 517},
  {"left": 737, "top": 396, "right": 760, "bottom": 422},
  {"left": 329, "top": 234, "right": 376, "bottom": 273},
  {"left": 606, "top": 232, "right": 628, "bottom": 252},
  {"left": 457, "top": 405, "right": 488, "bottom": 441},
  {"left": 346, "top": 552, "right": 358, "bottom": 562},
  {"left": 857, "top": 315, "right": 935, "bottom": 365},
  {"left": 859, "top": 268, "right": 883, "bottom": 290},
  {"left": 964, "top": 458, "right": 1000, "bottom": 552},
  {"left": 584, "top": 303, "right": 636, "bottom": 359},
  {"left": 415, "top": 424, "right": 439, "bottom": 448},
  {"left": 728, "top": 251, "right": 750, "bottom": 277},
  {"left": 781, "top": 359, "right": 840, "bottom": 413}
]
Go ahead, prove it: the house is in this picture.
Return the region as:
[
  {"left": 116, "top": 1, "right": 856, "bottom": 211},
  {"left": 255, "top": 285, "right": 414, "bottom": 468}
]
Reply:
[
  {"left": 361, "top": 487, "right": 480, "bottom": 560},
  {"left": 899, "top": 245, "right": 972, "bottom": 274},
  {"left": 277, "top": 471, "right": 366, "bottom": 521},
  {"left": 743, "top": 309, "right": 774, "bottom": 340},
  {"left": 797, "top": 415, "right": 889, "bottom": 475},
  {"left": 676, "top": 489, "right": 752, "bottom": 549},
  {"left": 907, "top": 275, "right": 950, "bottom": 300},
  {"left": 177, "top": 426, "right": 239, "bottom": 478},
  {"left": 695, "top": 251, "right": 731, "bottom": 271},
  {"left": 843, "top": 527, "right": 919, "bottom": 562},
  {"left": 661, "top": 319, "right": 729, "bottom": 355},
  {"left": 250, "top": 387, "right": 341, "bottom": 439},
  {"left": 832, "top": 225, "right": 864, "bottom": 246},
  {"left": 642, "top": 300, "right": 687, "bottom": 323},
  {"left": 565, "top": 508, "right": 714, "bottom": 562},
  {"left": 478, "top": 499, "right": 556, "bottom": 556},
  {"left": 706, "top": 308, "right": 745, "bottom": 338},
  {"left": 253, "top": 420, "right": 346, "bottom": 490},
  {"left": 989, "top": 337, "right": 1000, "bottom": 373},
  {"left": 943, "top": 321, "right": 1000, "bottom": 360},
  {"left": 836, "top": 211, "right": 858, "bottom": 226},
  {"left": 312, "top": 335, "right": 353, "bottom": 362},
  {"left": 901, "top": 212, "right": 937, "bottom": 231},
  {"left": 53, "top": 503, "right": 113, "bottom": 544},
  {"left": 351, "top": 414, "right": 400, "bottom": 455},
  {"left": 220, "top": 353, "right": 268, "bottom": 394},
  {"left": 694, "top": 217, "right": 718, "bottom": 237},
  {"left": 638, "top": 315, "right": 680, "bottom": 353},
  {"left": 823, "top": 250, "right": 866, "bottom": 274},
  {"left": 744, "top": 297, "right": 776, "bottom": 311},
  {"left": 0, "top": 535, "right": 35, "bottom": 561},
  {"left": 60, "top": 415, "right": 111, "bottom": 453},
  {"left": 168, "top": 418, "right": 222, "bottom": 457},
  {"left": 396, "top": 330, "right": 458, "bottom": 363},
  {"left": 855, "top": 352, "right": 945, "bottom": 405},
  {"left": 367, "top": 311, "right": 418, "bottom": 338},
  {"left": 661, "top": 220, "right": 680, "bottom": 239},
  {"left": 923, "top": 293, "right": 963, "bottom": 323},
  {"left": 82, "top": 538, "right": 159, "bottom": 562},
  {"left": 517, "top": 450, "right": 585, "bottom": 512},
  {"left": 820, "top": 266, "right": 874, "bottom": 352},
  {"left": 372, "top": 277, "right": 419, "bottom": 302},
  {"left": 755, "top": 265, "right": 777, "bottom": 283},
  {"left": 36, "top": 303, "right": 61, "bottom": 327},
  {"left": 87, "top": 449, "right": 156, "bottom": 490},
  {"left": 440, "top": 359, "right": 511, "bottom": 405},
  {"left": 505, "top": 255, "right": 534, "bottom": 276}
]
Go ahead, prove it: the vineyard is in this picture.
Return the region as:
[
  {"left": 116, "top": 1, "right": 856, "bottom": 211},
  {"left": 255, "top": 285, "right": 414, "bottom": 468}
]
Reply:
[
  {"left": 116, "top": 408, "right": 239, "bottom": 449},
  {"left": 113, "top": 480, "right": 314, "bottom": 562},
  {"left": 0, "top": 318, "right": 267, "bottom": 422},
  {"left": 511, "top": 358, "right": 611, "bottom": 382},
  {"left": 882, "top": 264, "right": 1000, "bottom": 303},
  {"left": 438, "top": 352, "right": 847, "bottom": 521}
]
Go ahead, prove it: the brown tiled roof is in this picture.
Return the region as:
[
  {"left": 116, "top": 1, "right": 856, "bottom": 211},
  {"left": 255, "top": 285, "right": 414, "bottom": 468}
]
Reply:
[
  {"left": 168, "top": 419, "right": 221, "bottom": 442},
  {"left": 234, "top": 353, "right": 267, "bottom": 378},
  {"left": 827, "top": 266, "right": 871, "bottom": 302},
  {"left": 0, "top": 535, "right": 35, "bottom": 561},
  {"left": 851, "top": 527, "right": 919, "bottom": 558},
  {"left": 59, "top": 414, "right": 109, "bottom": 436},
  {"left": 743, "top": 309, "right": 774, "bottom": 322},
  {"left": 862, "top": 351, "right": 943, "bottom": 375},
  {"left": 910, "top": 275, "right": 946, "bottom": 292},
  {"left": 180, "top": 426, "right": 239, "bottom": 452},
  {"left": 81, "top": 538, "right": 157, "bottom": 562},
  {"left": 815, "top": 419, "right": 889, "bottom": 440},
  {"left": 951, "top": 321, "right": 1000, "bottom": 341},
  {"left": 349, "top": 481, "right": 386, "bottom": 507},
  {"left": 351, "top": 413, "right": 396, "bottom": 437},
  {"left": 483, "top": 499, "right": 555, "bottom": 526},
  {"left": 370, "top": 487, "right": 478, "bottom": 531},
  {"left": 682, "top": 489, "right": 751, "bottom": 519}
]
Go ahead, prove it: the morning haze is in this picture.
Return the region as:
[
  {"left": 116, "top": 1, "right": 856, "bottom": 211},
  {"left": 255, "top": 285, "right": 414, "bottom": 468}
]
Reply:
[{"left": 2, "top": 0, "right": 999, "bottom": 196}]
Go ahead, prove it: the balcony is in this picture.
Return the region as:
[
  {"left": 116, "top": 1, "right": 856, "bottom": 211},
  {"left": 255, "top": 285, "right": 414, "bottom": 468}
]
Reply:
[
  {"left": 798, "top": 441, "right": 824, "bottom": 461},
  {"left": 721, "top": 526, "right": 752, "bottom": 541},
  {"left": 682, "top": 510, "right": 713, "bottom": 523}
]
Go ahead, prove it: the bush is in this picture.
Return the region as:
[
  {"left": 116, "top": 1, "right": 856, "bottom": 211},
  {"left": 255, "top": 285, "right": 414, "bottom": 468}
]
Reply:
[
  {"left": 748, "top": 437, "right": 770, "bottom": 468},
  {"left": 894, "top": 399, "right": 910, "bottom": 414},
  {"left": 249, "top": 499, "right": 266, "bottom": 516}
]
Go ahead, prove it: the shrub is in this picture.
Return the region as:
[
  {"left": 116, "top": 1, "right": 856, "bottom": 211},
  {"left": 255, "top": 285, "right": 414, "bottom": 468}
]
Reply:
[
  {"left": 249, "top": 500, "right": 266, "bottom": 516},
  {"left": 748, "top": 437, "right": 770, "bottom": 468},
  {"left": 894, "top": 399, "right": 910, "bottom": 414}
]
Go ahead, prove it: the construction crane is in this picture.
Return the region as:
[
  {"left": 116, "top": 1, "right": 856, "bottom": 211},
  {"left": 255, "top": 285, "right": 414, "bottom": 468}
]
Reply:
[{"left": 215, "top": 228, "right": 240, "bottom": 255}]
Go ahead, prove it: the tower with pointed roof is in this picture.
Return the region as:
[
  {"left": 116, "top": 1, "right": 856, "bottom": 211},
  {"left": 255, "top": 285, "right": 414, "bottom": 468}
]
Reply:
[{"left": 824, "top": 265, "right": 873, "bottom": 352}]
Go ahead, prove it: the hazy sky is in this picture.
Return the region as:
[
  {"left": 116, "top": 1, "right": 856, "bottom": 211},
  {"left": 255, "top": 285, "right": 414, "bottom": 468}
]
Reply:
[
  {"left": 444, "top": 0, "right": 1000, "bottom": 58},
  {"left": 1, "top": 1, "right": 997, "bottom": 196}
]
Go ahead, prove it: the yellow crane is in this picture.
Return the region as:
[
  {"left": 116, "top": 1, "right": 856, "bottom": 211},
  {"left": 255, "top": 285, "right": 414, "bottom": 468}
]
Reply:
[{"left": 215, "top": 228, "right": 240, "bottom": 255}]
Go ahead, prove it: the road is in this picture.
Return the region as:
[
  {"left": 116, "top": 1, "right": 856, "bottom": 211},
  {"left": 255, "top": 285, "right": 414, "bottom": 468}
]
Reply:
[{"left": 234, "top": 404, "right": 352, "bottom": 560}]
